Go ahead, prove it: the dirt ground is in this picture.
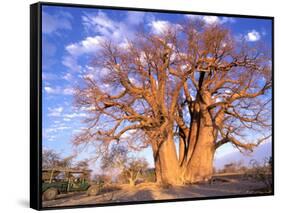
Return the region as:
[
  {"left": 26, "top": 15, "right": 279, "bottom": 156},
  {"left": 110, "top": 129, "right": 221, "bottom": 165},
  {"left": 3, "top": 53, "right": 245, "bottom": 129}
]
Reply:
[{"left": 43, "top": 174, "right": 272, "bottom": 208}]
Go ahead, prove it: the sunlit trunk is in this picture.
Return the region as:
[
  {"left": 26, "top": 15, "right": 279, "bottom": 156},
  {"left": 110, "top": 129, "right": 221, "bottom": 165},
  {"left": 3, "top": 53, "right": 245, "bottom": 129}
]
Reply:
[
  {"left": 128, "top": 178, "right": 135, "bottom": 186},
  {"left": 151, "top": 142, "right": 162, "bottom": 183},
  {"left": 152, "top": 129, "right": 181, "bottom": 185},
  {"left": 184, "top": 106, "right": 215, "bottom": 183},
  {"left": 184, "top": 127, "right": 215, "bottom": 183},
  {"left": 185, "top": 107, "right": 200, "bottom": 164}
]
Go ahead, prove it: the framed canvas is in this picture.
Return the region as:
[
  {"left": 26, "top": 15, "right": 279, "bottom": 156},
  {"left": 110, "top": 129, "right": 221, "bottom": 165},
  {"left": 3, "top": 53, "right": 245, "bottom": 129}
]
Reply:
[{"left": 30, "top": 2, "right": 274, "bottom": 210}]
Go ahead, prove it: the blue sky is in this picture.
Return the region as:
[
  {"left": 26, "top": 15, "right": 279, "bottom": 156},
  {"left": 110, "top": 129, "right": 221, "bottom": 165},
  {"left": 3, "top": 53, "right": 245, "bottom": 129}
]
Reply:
[{"left": 42, "top": 5, "right": 272, "bottom": 170}]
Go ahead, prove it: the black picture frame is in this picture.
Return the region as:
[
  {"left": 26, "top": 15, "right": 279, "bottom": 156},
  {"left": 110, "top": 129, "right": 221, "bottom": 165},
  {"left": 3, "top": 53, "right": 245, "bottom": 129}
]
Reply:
[{"left": 30, "top": 2, "right": 274, "bottom": 210}]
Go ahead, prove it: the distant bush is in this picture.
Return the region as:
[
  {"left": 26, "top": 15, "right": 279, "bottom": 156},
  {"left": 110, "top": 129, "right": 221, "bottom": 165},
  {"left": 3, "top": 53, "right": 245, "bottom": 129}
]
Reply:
[
  {"left": 247, "top": 157, "right": 272, "bottom": 191},
  {"left": 218, "top": 161, "right": 244, "bottom": 174},
  {"left": 141, "top": 168, "right": 156, "bottom": 183},
  {"left": 101, "top": 145, "right": 149, "bottom": 186},
  {"left": 92, "top": 174, "right": 112, "bottom": 185}
]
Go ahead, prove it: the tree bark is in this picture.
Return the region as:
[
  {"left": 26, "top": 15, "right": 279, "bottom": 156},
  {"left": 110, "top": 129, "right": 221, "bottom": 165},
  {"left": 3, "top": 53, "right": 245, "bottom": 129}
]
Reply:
[
  {"left": 185, "top": 104, "right": 200, "bottom": 165},
  {"left": 129, "top": 178, "right": 135, "bottom": 186},
  {"left": 178, "top": 134, "right": 186, "bottom": 166},
  {"left": 151, "top": 142, "right": 162, "bottom": 184},
  {"left": 152, "top": 130, "right": 181, "bottom": 185},
  {"left": 183, "top": 106, "right": 215, "bottom": 183}
]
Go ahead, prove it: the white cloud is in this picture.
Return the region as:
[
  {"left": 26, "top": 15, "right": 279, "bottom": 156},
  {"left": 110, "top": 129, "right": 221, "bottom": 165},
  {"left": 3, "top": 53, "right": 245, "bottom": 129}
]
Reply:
[
  {"left": 63, "top": 87, "right": 75, "bottom": 95},
  {"left": 185, "top": 14, "right": 198, "bottom": 20},
  {"left": 148, "top": 19, "right": 183, "bottom": 35},
  {"left": 48, "top": 106, "right": 64, "bottom": 117},
  {"left": 64, "top": 112, "right": 87, "bottom": 119},
  {"left": 149, "top": 20, "right": 171, "bottom": 34},
  {"left": 126, "top": 11, "right": 145, "bottom": 25},
  {"left": 82, "top": 73, "right": 94, "bottom": 80},
  {"left": 118, "top": 39, "right": 131, "bottom": 49},
  {"left": 62, "top": 73, "right": 73, "bottom": 81},
  {"left": 139, "top": 51, "right": 147, "bottom": 66},
  {"left": 42, "top": 11, "right": 72, "bottom": 34},
  {"left": 56, "top": 126, "right": 71, "bottom": 130},
  {"left": 66, "top": 36, "right": 104, "bottom": 57},
  {"left": 42, "top": 72, "right": 57, "bottom": 81},
  {"left": 82, "top": 11, "right": 129, "bottom": 41},
  {"left": 220, "top": 17, "right": 235, "bottom": 24},
  {"left": 186, "top": 14, "right": 235, "bottom": 25},
  {"left": 63, "top": 11, "right": 145, "bottom": 72},
  {"left": 225, "top": 89, "right": 232, "bottom": 94},
  {"left": 245, "top": 30, "right": 261, "bottom": 42},
  {"left": 44, "top": 132, "right": 56, "bottom": 142},
  {"left": 44, "top": 86, "right": 74, "bottom": 96},
  {"left": 80, "top": 106, "right": 96, "bottom": 112},
  {"left": 121, "top": 129, "right": 137, "bottom": 139},
  {"left": 63, "top": 11, "right": 127, "bottom": 72},
  {"left": 83, "top": 11, "right": 115, "bottom": 32},
  {"left": 215, "top": 97, "right": 224, "bottom": 103},
  {"left": 82, "top": 10, "right": 147, "bottom": 41},
  {"left": 203, "top": 16, "right": 220, "bottom": 24},
  {"left": 44, "top": 121, "right": 71, "bottom": 142},
  {"left": 44, "top": 86, "right": 60, "bottom": 94},
  {"left": 62, "top": 56, "right": 82, "bottom": 72}
]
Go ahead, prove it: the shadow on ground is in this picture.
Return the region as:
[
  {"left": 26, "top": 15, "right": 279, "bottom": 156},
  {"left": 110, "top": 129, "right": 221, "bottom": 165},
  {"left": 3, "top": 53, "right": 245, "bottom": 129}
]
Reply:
[{"left": 42, "top": 176, "right": 272, "bottom": 208}]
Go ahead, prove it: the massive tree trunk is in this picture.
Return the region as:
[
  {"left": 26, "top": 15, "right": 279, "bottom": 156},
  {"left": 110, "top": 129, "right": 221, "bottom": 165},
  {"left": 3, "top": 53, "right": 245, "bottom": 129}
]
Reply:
[
  {"left": 184, "top": 125, "right": 215, "bottom": 183},
  {"left": 183, "top": 102, "right": 216, "bottom": 183},
  {"left": 153, "top": 90, "right": 217, "bottom": 184},
  {"left": 152, "top": 129, "right": 181, "bottom": 185},
  {"left": 179, "top": 110, "right": 200, "bottom": 181}
]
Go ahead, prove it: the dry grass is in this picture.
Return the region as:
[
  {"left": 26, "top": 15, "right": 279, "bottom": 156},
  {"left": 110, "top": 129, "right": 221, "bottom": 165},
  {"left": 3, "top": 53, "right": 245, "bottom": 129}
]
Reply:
[{"left": 43, "top": 173, "right": 272, "bottom": 208}]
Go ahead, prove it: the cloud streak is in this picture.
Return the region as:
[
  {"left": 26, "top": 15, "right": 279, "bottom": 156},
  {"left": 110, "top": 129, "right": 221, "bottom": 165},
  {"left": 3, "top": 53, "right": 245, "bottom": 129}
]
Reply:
[
  {"left": 185, "top": 14, "right": 235, "bottom": 25},
  {"left": 44, "top": 86, "right": 75, "bottom": 95},
  {"left": 62, "top": 10, "right": 147, "bottom": 72},
  {"left": 48, "top": 106, "right": 64, "bottom": 117},
  {"left": 42, "top": 11, "right": 72, "bottom": 34}
]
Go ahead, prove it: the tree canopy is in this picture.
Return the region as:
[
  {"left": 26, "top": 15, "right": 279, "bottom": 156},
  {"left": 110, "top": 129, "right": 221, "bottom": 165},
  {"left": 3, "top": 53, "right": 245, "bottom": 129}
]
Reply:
[{"left": 73, "top": 20, "right": 272, "bottom": 184}]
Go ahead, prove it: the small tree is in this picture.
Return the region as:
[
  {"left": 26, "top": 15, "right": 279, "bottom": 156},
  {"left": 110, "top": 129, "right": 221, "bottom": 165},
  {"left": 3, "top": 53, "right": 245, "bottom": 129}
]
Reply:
[
  {"left": 43, "top": 148, "right": 76, "bottom": 169},
  {"left": 101, "top": 145, "right": 148, "bottom": 186},
  {"left": 75, "top": 159, "right": 90, "bottom": 170},
  {"left": 249, "top": 158, "right": 272, "bottom": 191},
  {"left": 58, "top": 155, "right": 76, "bottom": 169},
  {"left": 139, "top": 168, "right": 156, "bottom": 183},
  {"left": 93, "top": 174, "right": 112, "bottom": 185},
  {"left": 42, "top": 149, "right": 61, "bottom": 169},
  {"left": 119, "top": 158, "right": 148, "bottom": 185},
  {"left": 222, "top": 163, "right": 238, "bottom": 173}
]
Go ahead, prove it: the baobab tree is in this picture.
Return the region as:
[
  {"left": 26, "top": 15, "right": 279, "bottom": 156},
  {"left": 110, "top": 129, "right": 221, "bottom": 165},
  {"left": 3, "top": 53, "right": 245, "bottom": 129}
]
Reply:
[{"left": 73, "top": 19, "right": 272, "bottom": 184}]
